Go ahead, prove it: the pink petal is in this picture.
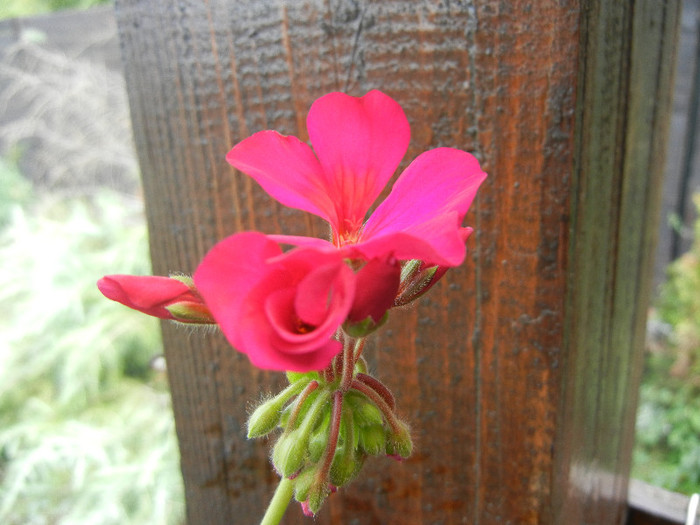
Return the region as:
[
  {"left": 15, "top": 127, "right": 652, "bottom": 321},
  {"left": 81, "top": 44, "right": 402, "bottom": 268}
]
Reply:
[
  {"left": 307, "top": 90, "right": 410, "bottom": 237},
  {"left": 359, "top": 148, "right": 487, "bottom": 266},
  {"left": 97, "top": 275, "right": 192, "bottom": 319},
  {"left": 193, "top": 232, "right": 282, "bottom": 350},
  {"left": 348, "top": 257, "right": 401, "bottom": 322},
  {"left": 226, "top": 131, "right": 336, "bottom": 224}
]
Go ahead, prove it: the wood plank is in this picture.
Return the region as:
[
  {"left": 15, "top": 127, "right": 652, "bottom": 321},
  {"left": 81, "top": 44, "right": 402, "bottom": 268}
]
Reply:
[{"left": 113, "top": 0, "right": 680, "bottom": 523}]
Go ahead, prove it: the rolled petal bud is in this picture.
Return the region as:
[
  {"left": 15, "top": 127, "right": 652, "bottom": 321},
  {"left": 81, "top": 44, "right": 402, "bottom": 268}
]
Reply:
[{"left": 97, "top": 274, "right": 214, "bottom": 324}]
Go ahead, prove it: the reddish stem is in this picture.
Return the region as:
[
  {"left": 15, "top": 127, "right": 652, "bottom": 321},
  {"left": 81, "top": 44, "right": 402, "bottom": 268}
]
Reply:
[
  {"left": 315, "top": 390, "right": 343, "bottom": 487},
  {"left": 284, "top": 380, "right": 318, "bottom": 433},
  {"left": 350, "top": 378, "right": 401, "bottom": 434},
  {"left": 355, "top": 373, "right": 396, "bottom": 411}
]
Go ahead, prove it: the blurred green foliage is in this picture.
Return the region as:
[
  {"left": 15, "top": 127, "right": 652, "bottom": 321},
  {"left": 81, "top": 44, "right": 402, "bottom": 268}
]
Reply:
[
  {"left": 634, "top": 195, "right": 700, "bottom": 495},
  {"left": 0, "top": 159, "right": 184, "bottom": 524},
  {"left": 0, "top": 0, "right": 111, "bottom": 21}
]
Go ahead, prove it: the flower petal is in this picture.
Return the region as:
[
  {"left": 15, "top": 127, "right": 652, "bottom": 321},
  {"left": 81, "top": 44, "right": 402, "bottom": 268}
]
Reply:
[
  {"left": 194, "top": 232, "right": 282, "bottom": 350},
  {"left": 360, "top": 148, "right": 487, "bottom": 266},
  {"left": 226, "top": 130, "right": 336, "bottom": 223},
  {"left": 97, "top": 274, "right": 192, "bottom": 319},
  {"left": 307, "top": 90, "right": 410, "bottom": 236}
]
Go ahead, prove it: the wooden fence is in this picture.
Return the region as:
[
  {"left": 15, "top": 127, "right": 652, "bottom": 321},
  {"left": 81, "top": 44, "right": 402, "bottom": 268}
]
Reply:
[{"left": 113, "top": 1, "right": 682, "bottom": 523}]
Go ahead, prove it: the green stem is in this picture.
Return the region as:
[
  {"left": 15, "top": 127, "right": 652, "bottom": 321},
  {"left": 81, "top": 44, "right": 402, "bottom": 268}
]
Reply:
[{"left": 260, "top": 477, "right": 294, "bottom": 525}]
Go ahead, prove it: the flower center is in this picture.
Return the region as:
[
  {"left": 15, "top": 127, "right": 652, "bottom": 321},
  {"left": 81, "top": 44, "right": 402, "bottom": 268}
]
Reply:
[{"left": 295, "top": 318, "right": 316, "bottom": 334}]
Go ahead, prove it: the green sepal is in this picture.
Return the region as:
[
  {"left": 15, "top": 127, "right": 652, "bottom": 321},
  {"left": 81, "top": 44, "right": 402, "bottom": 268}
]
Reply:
[{"left": 343, "top": 311, "right": 389, "bottom": 338}]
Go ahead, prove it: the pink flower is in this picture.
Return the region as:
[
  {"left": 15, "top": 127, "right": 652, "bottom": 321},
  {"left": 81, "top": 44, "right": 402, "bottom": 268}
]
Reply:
[
  {"left": 227, "top": 90, "right": 487, "bottom": 268},
  {"left": 97, "top": 274, "right": 214, "bottom": 323},
  {"left": 193, "top": 232, "right": 358, "bottom": 372}
]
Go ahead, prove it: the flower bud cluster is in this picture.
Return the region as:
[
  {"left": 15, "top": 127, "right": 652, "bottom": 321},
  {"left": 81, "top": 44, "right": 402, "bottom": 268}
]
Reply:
[{"left": 248, "top": 352, "right": 412, "bottom": 517}]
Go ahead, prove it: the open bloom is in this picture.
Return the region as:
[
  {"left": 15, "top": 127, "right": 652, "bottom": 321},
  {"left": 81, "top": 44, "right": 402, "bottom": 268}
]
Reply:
[
  {"left": 227, "top": 90, "right": 487, "bottom": 268},
  {"left": 194, "top": 232, "right": 359, "bottom": 372}
]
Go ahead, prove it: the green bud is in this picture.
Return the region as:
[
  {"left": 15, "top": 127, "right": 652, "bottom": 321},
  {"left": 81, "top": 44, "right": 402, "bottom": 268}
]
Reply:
[
  {"left": 330, "top": 405, "right": 363, "bottom": 487},
  {"left": 358, "top": 424, "right": 386, "bottom": 456},
  {"left": 345, "top": 391, "right": 384, "bottom": 428},
  {"left": 386, "top": 421, "right": 413, "bottom": 459},
  {"left": 330, "top": 444, "right": 364, "bottom": 487},
  {"left": 291, "top": 468, "right": 315, "bottom": 503},
  {"left": 247, "top": 380, "right": 311, "bottom": 438},
  {"left": 272, "top": 429, "right": 308, "bottom": 478},
  {"left": 273, "top": 389, "right": 331, "bottom": 476},
  {"left": 394, "top": 262, "right": 440, "bottom": 307},
  {"left": 306, "top": 479, "right": 330, "bottom": 516},
  {"left": 308, "top": 413, "right": 330, "bottom": 463}
]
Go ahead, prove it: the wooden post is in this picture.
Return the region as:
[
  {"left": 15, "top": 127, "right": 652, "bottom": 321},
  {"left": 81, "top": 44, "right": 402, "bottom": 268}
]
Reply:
[{"left": 113, "top": 1, "right": 680, "bottom": 523}]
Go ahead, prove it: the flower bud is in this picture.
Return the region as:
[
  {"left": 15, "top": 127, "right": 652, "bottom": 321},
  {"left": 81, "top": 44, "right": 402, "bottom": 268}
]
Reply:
[
  {"left": 358, "top": 425, "right": 386, "bottom": 456},
  {"left": 247, "top": 380, "right": 310, "bottom": 439},
  {"left": 291, "top": 468, "right": 315, "bottom": 503},
  {"left": 307, "top": 414, "right": 330, "bottom": 463},
  {"left": 273, "top": 389, "right": 330, "bottom": 476},
  {"left": 386, "top": 421, "right": 412, "bottom": 459},
  {"left": 97, "top": 274, "right": 215, "bottom": 324},
  {"left": 306, "top": 480, "right": 331, "bottom": 517},
  {"left": 394, "top": 262, "right": 441, "bottom": 307},
  {"left": 345, "top": 391, "right": 384, "bottom": 428},
  {"left": 330, "top": 444, "right": 364, "bottom": 487},
  {"left": 272, "top": 428, "right": 308, "bottom": 478}
]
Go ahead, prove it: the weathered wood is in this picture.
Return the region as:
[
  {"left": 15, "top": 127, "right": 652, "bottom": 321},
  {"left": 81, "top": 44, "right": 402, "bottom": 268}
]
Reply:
[
  {"left": 113, "top": 1, "right": 680, "bottom": 523},
  {"left": 627, "top": 479, "right": 692, "bottom": 525}
]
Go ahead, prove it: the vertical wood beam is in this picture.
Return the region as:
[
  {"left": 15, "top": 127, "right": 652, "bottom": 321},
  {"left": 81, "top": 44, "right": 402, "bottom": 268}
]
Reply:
[{"left": 113, "top": 1, "right": 680, "bottom": 523}]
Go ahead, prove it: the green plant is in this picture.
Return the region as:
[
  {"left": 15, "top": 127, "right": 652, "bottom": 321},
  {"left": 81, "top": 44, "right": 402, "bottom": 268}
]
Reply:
[
  {"left": 634, "top": 195, "right": 700, "bottom": 495},
  {"left": 0, "top": 165, "right": 183, "bottom": 524},
  {"left": 0, "top": 0, "right": 111, "bottom": 21}
]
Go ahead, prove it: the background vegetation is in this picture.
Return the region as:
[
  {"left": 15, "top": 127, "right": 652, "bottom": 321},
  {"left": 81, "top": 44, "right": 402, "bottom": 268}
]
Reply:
[
  {"left": 0, "top": 0, "right": 110, "bottom": 21},
  {"left": 0, "top": 12, "right": 184, "bottom": 523},
  {"left": 633, "top": 196, "right": 700, "bottom": 495}
]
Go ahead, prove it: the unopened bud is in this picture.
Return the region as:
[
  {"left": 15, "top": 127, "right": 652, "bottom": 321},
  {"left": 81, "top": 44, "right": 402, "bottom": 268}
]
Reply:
[
  {"left": 345, "top": 392, "right": 384, "bottom": 428},
  {"left": 358, "top": 425, "right": 386, "bottom": 456},
  {"left": 272, "top": 429, "right": 308, "bottom": 478},
  {"left": 247, "top": 381, "right": 310, "bottom": 438},
  {"left": 330, "top": 444, "right": 364, "bottom": 487},
  {"left": 386, "top": 421, "right": 412, "bottom": 459},
  {"left": 291, "top": 468, "right": 315, "bottom": 503},
  {"left": 308, "top": 415, "right": 330, "bottom": 463}
]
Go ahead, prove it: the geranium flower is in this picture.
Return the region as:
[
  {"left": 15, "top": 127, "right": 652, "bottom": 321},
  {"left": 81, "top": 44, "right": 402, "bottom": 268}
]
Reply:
[
  {"left": 227, "top": 90, "right": 487, "bottom": 268},
  {"left": 193, "top": 232, "right": 358, "bottom": 372}
]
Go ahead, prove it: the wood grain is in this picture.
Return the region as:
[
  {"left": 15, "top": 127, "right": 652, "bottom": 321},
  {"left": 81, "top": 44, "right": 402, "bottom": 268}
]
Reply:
[{"left": 113, "top": 1, "right": 680, "bottom": 523}]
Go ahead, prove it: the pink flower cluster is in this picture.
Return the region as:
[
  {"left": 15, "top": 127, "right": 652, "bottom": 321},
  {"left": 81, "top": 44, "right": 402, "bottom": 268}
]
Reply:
[{"left": 99, "top": 90, "right": 486, "bottom": 372}]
